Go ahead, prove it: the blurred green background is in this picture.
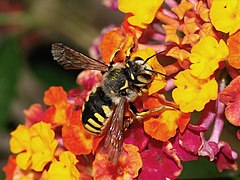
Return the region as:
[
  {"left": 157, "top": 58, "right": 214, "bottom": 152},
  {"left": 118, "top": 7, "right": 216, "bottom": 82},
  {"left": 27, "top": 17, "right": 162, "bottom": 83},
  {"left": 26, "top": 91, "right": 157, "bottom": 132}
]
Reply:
[{"left": 0, "top": 0, "right": 239, "bottom": 179}]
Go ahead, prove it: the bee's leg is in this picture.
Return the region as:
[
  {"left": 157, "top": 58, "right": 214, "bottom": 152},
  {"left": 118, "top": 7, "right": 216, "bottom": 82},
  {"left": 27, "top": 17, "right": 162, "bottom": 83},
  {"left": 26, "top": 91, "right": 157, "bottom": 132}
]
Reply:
[
  {"left": 122, "top": 102, "right": 137, "bottom": 130},
  {"left": 130, "top": 103, "right": 175, "bottom": 120},
  {"left": 109, "top": 49, "right": 120, "bottom": 66},
  {"left": 135, "top": 105, "right": 167, "bottom": 120},
  {"left": 109, "top": 51, "right": 131, "bottom": 65},
  {"left": 129, "top": 102, "right": 138, "bottom": 114}
]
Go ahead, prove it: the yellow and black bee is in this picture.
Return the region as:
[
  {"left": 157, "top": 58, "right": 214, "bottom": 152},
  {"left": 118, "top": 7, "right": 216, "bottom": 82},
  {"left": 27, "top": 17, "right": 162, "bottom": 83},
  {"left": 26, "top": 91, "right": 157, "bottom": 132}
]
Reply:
[{"left": 51, "top": 43, "right": 167, "bottom": 164}]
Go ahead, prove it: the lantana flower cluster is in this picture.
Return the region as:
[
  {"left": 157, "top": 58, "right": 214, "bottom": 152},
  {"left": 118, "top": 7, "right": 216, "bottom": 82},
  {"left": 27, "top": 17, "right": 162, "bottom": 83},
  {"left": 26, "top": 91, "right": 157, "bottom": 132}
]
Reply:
[{"left": 4, "top": 0, "right": 240, "bottom": 179}]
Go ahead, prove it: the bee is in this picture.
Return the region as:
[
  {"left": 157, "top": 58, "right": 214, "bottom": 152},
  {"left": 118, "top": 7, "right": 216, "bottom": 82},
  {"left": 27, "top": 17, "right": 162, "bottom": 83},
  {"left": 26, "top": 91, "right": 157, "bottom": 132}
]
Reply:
[{"left": 51, "top": 43, "right": 167, "bottom": 164}]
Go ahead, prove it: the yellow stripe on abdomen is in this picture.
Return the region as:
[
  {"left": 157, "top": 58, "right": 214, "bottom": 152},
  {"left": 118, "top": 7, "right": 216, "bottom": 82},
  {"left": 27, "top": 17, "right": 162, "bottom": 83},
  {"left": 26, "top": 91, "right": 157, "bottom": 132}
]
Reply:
[
  {"left": 84, "top": 124, "right": 101, "bottom": 134},
  {"left": 88, "top": 118, "right": 102, "bottom": 128}
]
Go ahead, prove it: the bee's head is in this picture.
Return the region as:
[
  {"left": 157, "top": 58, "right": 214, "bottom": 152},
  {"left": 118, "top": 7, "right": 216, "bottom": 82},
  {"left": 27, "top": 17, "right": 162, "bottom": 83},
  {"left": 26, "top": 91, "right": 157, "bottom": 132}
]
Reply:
[{"left": 126, "top": 58, "right": 154, "bottom": 87}]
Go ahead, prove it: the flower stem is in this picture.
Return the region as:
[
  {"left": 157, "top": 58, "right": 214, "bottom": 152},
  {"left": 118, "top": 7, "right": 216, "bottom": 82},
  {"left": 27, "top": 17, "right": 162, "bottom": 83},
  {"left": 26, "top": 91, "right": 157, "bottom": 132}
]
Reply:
[{"left": 208, "top": 77, "right": 226, "bottom": 143}]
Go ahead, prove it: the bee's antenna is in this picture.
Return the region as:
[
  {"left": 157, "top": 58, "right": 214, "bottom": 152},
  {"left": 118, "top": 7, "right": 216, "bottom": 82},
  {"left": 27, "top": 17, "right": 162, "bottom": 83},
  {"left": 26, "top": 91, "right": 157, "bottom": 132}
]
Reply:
[
  {"left": 144, "top": 68, "right": 176, "bottom": 80},
  {"left": 143, "top": 50, "right": 167, "bottom": 65}
]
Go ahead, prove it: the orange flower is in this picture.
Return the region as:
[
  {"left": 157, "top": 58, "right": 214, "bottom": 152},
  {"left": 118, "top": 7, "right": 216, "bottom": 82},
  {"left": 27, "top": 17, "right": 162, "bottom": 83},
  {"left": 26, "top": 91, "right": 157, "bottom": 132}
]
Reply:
[
  {"left": 167, "top": 47, "right": 190, "bottom": 62},
  {"left": 142, "top": 94, "right": 190, "bottom": 141},
  {"left": 181, "top": 17, "right": 199, "bottom": 35},
  {"left": 171, "top": 0, "right": 194, "bottom": 20},
  {"left": 62, "top": 110, "right": 103, "bottom": 155},
  {"left": 93, "top": 144, "right": 142, "bottom": 179},
  {"left": 100, "top": 28, "right": 126, "bottom": 64},
  {"left": 227, "top": 30, "right": 240, "bottom": 69},
  {"left": 100, "top": 27, "right": 138, "bottom": 64},
  {"left": 3, "top": 156, "right": 17, "bottom": 180},
  {"left": 196, "top": 1, "right": 209, "bottom": 22},
  {"left": 44, "top": 86, "right": 71, "bottom": 126},
  {"left": 144, "top": 109, "right": 190, "bottom": 142},
  {"left": 10, "top": 122, "right": 58, "bottom": 171},
  {"left": 182, "top": 33, "right": 199, "bottom": 46},
  {"left": 172, "top": 70, "right": 218, "bottom": 112},
  {"left": 3, "top": 156, "right": 43, "bottom": 180},
  {"left": 162, "top": 25, "right": 180, "bottom": 44},
  {"left": 131, "top": 48, "right": 166, "bottom": 95},
  {"left": 220, "top": 76, "right": 240, "bottom": 126},
  {"left": 199, "top": 23, "right": 217, "bottom": 38},
  {"left": 118, "top": 0, "right": 164, "bottom": 29}
]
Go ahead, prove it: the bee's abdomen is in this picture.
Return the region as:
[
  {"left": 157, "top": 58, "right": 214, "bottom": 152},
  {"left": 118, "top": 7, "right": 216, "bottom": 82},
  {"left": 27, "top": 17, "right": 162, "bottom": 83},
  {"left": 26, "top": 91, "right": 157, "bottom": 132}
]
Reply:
[{"left": 82, "top": 87, "right": 113, "bottom": 134}]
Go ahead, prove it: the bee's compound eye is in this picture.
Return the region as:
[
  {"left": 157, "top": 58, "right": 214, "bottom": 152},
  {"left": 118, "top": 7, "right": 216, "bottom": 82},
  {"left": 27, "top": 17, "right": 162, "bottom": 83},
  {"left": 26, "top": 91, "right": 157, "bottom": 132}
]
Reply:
[
  {"left": 144, "top": 63, "right": 152, "bottom": 71},
  {"left": 137, "top": 74, "right": 152, "bottom": 84}
]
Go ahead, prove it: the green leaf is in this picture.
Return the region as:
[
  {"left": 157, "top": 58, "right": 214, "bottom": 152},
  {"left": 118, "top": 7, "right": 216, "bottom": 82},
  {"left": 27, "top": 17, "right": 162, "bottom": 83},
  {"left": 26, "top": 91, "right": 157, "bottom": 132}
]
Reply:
[
  {"left": 0, "top": 36, "right": 22, "bottom": 130},
  {"left": 180, "top": 157, "right": 238, "bottom": 179}
]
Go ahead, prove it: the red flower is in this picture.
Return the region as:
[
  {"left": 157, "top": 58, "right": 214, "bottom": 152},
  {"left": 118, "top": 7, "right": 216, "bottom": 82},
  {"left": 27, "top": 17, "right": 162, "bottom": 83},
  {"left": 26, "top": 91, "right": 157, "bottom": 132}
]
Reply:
[
  {"left": 215, "top": 142, "right": 238, "bottom": 172},
  {"left": 23, "top": 103, "right": 45, "bottom": 127},
  {"left": 124, "top": 121, "right": 150, "bottom": 152},
  {"left": 76, "top": 70, "right": 102, "bottom": 91},
  {"left": 3, "top": 156, "right": 17, "bottom": 180},
  {"left": 171, "top": 124, "right": 209, "bottom": 162},
  {"left": 139, "top": 139, "right": 182, "bottom": 180}
]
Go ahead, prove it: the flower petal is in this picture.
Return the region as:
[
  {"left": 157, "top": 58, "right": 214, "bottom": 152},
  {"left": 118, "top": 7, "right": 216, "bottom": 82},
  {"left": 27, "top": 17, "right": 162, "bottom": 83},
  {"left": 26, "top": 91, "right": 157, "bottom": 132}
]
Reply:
[
  {"left": 124, "top": 121, "right": 150, "bottom": 152},
  {"left": 76, "top": 70, "right": 102, "bottom": 91},
  {"left": 210, "top": 0, "right": 240, "bottom": 34},
  {"left": 215, "top": 142, "right": 238, "bottom": 172},
  {"left": 23, "top": 103, "right": 45, "bottom": 127},
  {"left": 3, "top": 156, "right": 17, "bottom": 180},
  {"left": 44, "top": 86, "right": 68, "bottom": 107},
  {"left": 162, "top": 25, "right": 180, "bottom": 44},
  {"left": 62, "top": 110, "right": 103, "bottom": 155},
  {"left": 144, "top": 109, "right": 190, "bottom": 141},
  {"left": 29, "top": 122, "right": 58, "bottom": 171},
  {"left": 139, "top": 140, "right": 182, "bottom": 179},
  {"left": 227, "top": 30, "right": 240, "bottom": 69},
  {"left": 189, "top": 36, "right": 229, "bottom": 79},
  {"left": 118, "top": 0, "right": 164, "bottom": 28},
  {"left": 173, "top": 69, "right": 218, "bottom": 112},
  {"left": 93, "top": 144, "right": 142, "bottom": 179},
  {"left": 220, "top": 76, "right": 240, "bottom": 126},
  {"left": 47, "top": 151, "right": 80, "bottom": 180},
  {"left": 171, "top": 0, "right": 194, "bottom": 20},
  {"left": 100, "top": 27, "right": 129, "bottom": 64},
  {"left": 43, "top": 86, "right": 71, "bottom": 126},
  {"left": 167, "top": 47, "right": 190, "bottom": 62},
  {"left": 10, "top": 125, "right": 30, "bottom": 154}
]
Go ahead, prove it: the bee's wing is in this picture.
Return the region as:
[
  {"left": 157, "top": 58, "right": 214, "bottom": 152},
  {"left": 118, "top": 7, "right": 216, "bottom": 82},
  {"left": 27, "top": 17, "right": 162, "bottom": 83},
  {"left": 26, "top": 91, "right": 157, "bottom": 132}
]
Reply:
[
  {"left": 51, "top": 43, "right": 108, "bottom": 71},
  {"left": 104, "top": 97, "right": 126, "bottom": 165}
]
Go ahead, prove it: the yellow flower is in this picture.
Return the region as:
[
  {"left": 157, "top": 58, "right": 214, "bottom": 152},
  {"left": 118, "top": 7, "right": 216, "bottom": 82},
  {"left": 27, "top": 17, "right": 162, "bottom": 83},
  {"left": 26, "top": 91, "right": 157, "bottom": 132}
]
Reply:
[
  {"left": 46, "top": 151, "right": 80, "bottom": 180},
  {"left": 189, "top": 36, "right": 229, "bottom": 79},
  {"left": 131, "top": 48, "right": 166, "bottom": 95},
  {"left": 10, "top": 122, "right": 58, "bottom": 171},
  {"left": 118, "top": 0, "right": 164, "bottom": 28},
  {"left": 172, "top": 70, "right": 218, "bottom": 112},
  {"left": 210, "top": 0, "right": 240, "bottom": 35}
]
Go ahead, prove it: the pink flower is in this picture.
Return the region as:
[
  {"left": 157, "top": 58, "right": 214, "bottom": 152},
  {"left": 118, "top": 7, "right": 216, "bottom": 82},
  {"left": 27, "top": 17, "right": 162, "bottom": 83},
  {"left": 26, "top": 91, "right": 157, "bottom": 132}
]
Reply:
[{"left": 139, "top": 139, "right": 182, "bottom": 180}]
